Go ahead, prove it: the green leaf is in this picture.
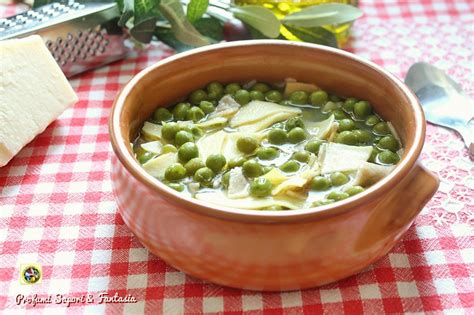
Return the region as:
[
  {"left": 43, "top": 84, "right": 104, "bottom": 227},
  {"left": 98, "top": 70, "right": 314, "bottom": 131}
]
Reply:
[
  {"left": 282, "top": 4, "right": 362, "bottom": 28},
  {"left": 118, "top": 0, "right": 134, "bottom": 27},
  {"left": 231, "top": 5, "right": 280, "bottom": 39},
  {"left": 126, "top": 0, "right": 162, "bottom": 43},
  {"left": 159, "top": 0, "right": 211, "bottom": 46},
  {"left": 130, "top": 19, "right": 158, "bottom": 43},
  {"left": 193, "top": 17, "right": 223, "bottom": 42},
  {"left": 187, "top": 0, "right": 209, "bottom": 23},
  {"left": 284, "top": 25, "right": 338, "bottom": 48},
  {"left": 134, "top": 0, "right": 161, "bottom": 25},
  {"left": 155, "top": 28, "right": 196, "bottom": 52}
]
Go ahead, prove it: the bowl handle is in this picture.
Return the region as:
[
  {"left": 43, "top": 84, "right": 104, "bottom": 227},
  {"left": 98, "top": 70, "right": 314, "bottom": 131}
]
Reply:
[
  {"left": 389, "top": 162, "right": 439, "bottom": 229},
  {"left": 355, "top": 162, "right": 439, "bottom": 251}
]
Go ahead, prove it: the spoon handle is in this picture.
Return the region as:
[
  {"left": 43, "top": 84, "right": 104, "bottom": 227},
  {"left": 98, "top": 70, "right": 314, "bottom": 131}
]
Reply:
[{"left": 456, "top": 122, "right": 474, "bottom": 158}]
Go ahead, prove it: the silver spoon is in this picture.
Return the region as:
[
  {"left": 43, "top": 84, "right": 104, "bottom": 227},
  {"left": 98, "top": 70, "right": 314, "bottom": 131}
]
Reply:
[{"left": 405, "top": 62, "right": 474, "bottom": 157}]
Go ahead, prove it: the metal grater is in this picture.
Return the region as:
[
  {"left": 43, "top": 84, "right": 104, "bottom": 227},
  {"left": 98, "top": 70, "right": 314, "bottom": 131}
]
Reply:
[{"left": 0, "top": 1, "right": 131, "bottom": 78}]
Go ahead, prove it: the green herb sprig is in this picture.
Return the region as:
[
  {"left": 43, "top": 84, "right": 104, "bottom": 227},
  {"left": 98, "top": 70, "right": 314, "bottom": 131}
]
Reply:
[{"left": 33, "top": 0, "right": 363, "bottom": 51}]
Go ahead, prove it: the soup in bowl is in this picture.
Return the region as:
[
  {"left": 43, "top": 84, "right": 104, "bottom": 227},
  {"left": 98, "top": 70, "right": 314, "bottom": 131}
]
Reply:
[
  {"left": 133, "top": 79, "right": 403, "bottom": 210},
  {"left": 109, "top": 41, "right": 439, "bottom": 290}
]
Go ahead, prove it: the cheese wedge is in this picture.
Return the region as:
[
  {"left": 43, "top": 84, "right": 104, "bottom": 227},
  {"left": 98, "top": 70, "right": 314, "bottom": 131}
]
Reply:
[
  {"left": 305, "top": 115, "right": 335, "bottom": 139},
  {"left": 319, "top": 143, "right": 373, "bottom": 174},
  {"left": 196, "top": 130, "right": 227, "bottom": 161},
  {"left": 0, "top": 35, "right": 78, "bottom": 167},
  {"left": 141, "top": 122, "right": 162, "bottom": 141},
  {"left": 142, "top": 152, "right": 177, "bottom": 179},
  {"left": 353, "top": 162, "right": 395, "bottom": 187},
  {"left": 230, "top": 101, "right": 301, "bottom": 128},
  {"left": 238, "top": 111, "right": 301, "bottom": 133},
  {"left": 227, "top": 167, "right": 250, "bottom": 199}
]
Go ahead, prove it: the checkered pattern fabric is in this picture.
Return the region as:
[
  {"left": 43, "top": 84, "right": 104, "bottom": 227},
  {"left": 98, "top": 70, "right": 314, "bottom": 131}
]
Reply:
[{"left": 1, "top": 1, "right": 473, "bottom": 313}]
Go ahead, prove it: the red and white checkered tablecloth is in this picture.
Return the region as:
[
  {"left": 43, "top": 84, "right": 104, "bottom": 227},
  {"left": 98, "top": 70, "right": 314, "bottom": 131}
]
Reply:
[{"left": 1, "top": 0, "right": 473, "bottom": 314}]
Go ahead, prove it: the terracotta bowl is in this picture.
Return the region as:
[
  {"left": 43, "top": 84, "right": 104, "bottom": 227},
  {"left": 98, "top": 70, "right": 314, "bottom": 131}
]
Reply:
[{"left": 109, "top": 41, "right": 439, "bottom": 291}]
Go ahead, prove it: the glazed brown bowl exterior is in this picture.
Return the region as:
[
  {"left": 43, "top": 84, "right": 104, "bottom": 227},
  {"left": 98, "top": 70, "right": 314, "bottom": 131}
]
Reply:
[{"left": 109, "top": 41, "right": 439, "bottom": 291}]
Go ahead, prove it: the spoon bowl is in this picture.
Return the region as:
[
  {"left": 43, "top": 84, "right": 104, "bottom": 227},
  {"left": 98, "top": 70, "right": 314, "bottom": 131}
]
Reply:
[{"left": 405, "top": 62, "right": 473, "bottom": 156}]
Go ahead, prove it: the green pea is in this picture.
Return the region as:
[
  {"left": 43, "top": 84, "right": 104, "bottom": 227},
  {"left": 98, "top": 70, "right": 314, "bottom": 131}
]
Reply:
[
  {"left": 252, "top": 82, "right": 270, "bottom": 93},
  {"left": 185, "top": 106, "right": 205, "bottom": 122},
  {"left": 257, "top": 147, "right": 279, "bottom": 160},
  {"left": 330, "top": 172, "right": 349, "bottom": 186},
  {"left": 161, "top": 122, "right": 180, "bottom": 141},
  {"left": 166, "top": 182, "right": 185, "bottom": 192},
  {"left": 354, "top": 101, "right": 372, "bottom": 119},
  {"left": 174, "top": 130, "right": 194, "bottom": 147},
  {"left": 199, "top": 101, "right": 215, "bottom": 114},
  {"left": 378, "top": 136, "right": 400, "bottom": 151},
  {"left": 262, "top": 166, "right": 274, "bottom": 174},
  {"left": 285, "top": 117, "right": 305, "bottom": 131},
  {"left": 137, "top": 151, "right": 155, "bottom": 164},
  {"left": 190, "top": 126, "right": 203, "bottom": 139},
  {"left": 312, "top": 199, "right": 335, "bottom": 207},
  {"left": 292, "top": 151, "right": 310, "bottom": 163},
  {"left": 353, "top": 129, "right": 373, "bottom": 143},
  {"left": 193, "top": 167, "right": 215, "bottom": 185},
  {"left": 242, "top": 160, "right": 263, "bottom": 178},
  {"left": 206, "top": 154, "right": 226, "bottom": 173},
  {"left": 345, "top": 186, "right": 365, "bottom": 196},
  {"left": 165, "top": 163, "right": 186, "bottom": 181},
  {"left": 365, "top": 115, "right": 380, "bottom": 126},
  {"left": 225, "top": 83, "right": 241, "bottom": 94},
  {"left": 279, "top": 160, "right": 300, "bottom": 173},
  {"left": 184, "top": 158, "right": 205, "bottom": 176},
  {"left": 268, "top": 128, "right": 287, "bottom": 145},
  {"left": 153, "top": 108, "right": 172, "bottom": 122},
  {"left": 335, "top": 131, "right": 357, "bottom": 145},
  {"left": 227, "top": 157, "right": 247, "bottom": 168},
  {"left": 288, "top": 127, "right": 307, "bottom": 143},
  {"left": 234, "top": 89, "right": 251, "bottom": 105},
  {"left": 250, "top": 177, "right": 272, "bottom": 197},
  {"left": 189, "top": 89, "right": 208, "bottom": 105},
  {"left": 311, "top": 176, "right": 331, "bottom": 191},
  {"left": 207, "top": 91, "right": 221, "bottom": 101},
  {"left": 372, "top": 122, "right": 390, "bottom": 135},
  {"left": 338, "top": 119, "right": 356, "bottom": 131},
  {"left": 332, "top": 109, "right": 349, "bottom": 120},
  {"left": 343, "top": 98, "right": 357, "bottom": 112},
  {"left": 377, "top": 151, "right": 400, "bottom": 165},
  {"left": 265, "top": 90, "right": 283, "bottom": 103},
  {"left": 172, "top": 103, "right": 190, "bottom": 121},
  {"left": 249, "top": 90, "right": 265, "bottom": 101},
  {"left": 369, "top": 147, "right": 382, "bottom": 163},
  {"left": 310, "top": 90, "right": 328, "bottom": 106},
  {"left": 290, "top": 91, "right": 308, "bottom": 105},
  {"left": 327, "top": 191, "right": 350, "bottom": 201},
  {"left": 178, "top": 142, "right": 199, "bottom": 162},
  {"left": 162, "top": 144, "right": 178, "bottom": 154},
  {"left": 207, "top": 81, "right": 224, "bottom": 96},
  {"left": 236, "top": 136, "right": 258, "bottom": 154},
  {"left": 322, "top": 101, "right": 338, "bottom": 113},
  {"left": 305, "top": 139, "right": 324, "bottom": 154},
  {"left": 221, "top": 171, "right": 230, "bottom": 188},
  {"left": 330, "top": 95, "right": 342, "bottom": 102}
]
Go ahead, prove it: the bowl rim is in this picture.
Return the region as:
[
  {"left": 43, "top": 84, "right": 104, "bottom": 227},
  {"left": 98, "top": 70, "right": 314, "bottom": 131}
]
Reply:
[{"left": 109, "top": 40, "right": 425, "bottom": 223}]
